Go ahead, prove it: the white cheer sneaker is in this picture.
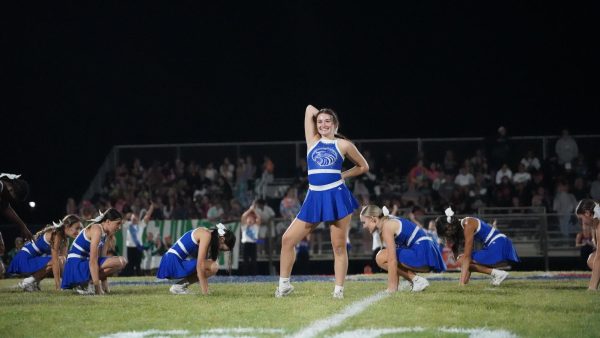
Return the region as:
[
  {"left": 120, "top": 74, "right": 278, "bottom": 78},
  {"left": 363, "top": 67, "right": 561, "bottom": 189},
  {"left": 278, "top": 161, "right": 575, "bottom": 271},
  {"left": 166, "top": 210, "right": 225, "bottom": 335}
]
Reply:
[{"left": 411, "top": 276, "right": 430, "bottom": 292}]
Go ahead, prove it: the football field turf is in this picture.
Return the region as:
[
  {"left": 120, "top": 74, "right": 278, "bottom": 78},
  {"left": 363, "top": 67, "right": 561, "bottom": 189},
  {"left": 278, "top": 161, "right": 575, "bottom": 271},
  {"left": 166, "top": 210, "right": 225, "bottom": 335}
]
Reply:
[{"left": 1, "top": 272, "right": 599, "bottom": 338}]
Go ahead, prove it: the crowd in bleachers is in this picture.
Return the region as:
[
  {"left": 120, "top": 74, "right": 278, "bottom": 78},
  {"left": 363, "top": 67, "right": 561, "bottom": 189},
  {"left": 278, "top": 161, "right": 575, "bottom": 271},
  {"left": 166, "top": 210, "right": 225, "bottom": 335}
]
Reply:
[{"left": 68, "top": 129, "right": 600, "bottom": 228}]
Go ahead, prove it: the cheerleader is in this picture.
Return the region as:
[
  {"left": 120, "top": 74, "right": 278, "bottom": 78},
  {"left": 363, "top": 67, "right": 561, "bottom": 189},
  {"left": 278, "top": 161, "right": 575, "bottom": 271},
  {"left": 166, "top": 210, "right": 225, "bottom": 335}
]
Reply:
[
  {"left": 574, "top": 199, "right": 600, "bottom": 290},
  {"left": 276, "top": 105, "right": 369, "bottom": 299},
  {"left": 0, "top": 173, "right": 33, "bottom": 240},
  {"left": 61, "top": 209, "right": 127, "bottom": 294},
  {"left": 8, "top": 215, "right": 82, "bottom": 291},
  {"left": 360, "top": 205, "right": 446, "bottom": 292},
  {"left": 435, "top": 207, "right": 519, "bottom": 286},
  {"left": 156, "top": 223, "right": 236, "bottom": 295}
]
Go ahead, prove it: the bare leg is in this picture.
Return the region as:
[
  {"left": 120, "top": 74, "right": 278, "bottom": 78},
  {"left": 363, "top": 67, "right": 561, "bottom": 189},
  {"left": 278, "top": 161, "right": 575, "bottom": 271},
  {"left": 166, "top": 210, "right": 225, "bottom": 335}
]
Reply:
[
  {"left": 99, "top": 256, "right": 128, "bottom": 279},
  {"left": 330, "top": 214, "right": 352, "bottom": 287},
  {"left": 181, "top": 260, "right": 218, "bottom": 284},
  {"left": 375, "top": 249, "right": 420, "bottom": 281},
  {"left": 588, "top": 252, "right": 596, "bottom": 270},
  {"left": 279, "top": 219, "right": 316, "bottom": 278}
]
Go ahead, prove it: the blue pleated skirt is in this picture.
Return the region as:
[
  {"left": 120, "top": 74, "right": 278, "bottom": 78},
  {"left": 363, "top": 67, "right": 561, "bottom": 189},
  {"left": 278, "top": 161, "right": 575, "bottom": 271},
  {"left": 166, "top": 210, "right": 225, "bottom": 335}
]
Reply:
[
  {"left": 473, "top": 236, "right": 520, "bottom": 266},
  {"left": 156, "top": 253, "right": 197, "bottom": 279},
  {"left": 61, "top": 257, "right": 108, "bottom": 289},
  {"left": 297, "top": 184, "right": 359, "bottom": 223},
  {"left": 6, "top": 251, "right": 51, "bottom": 275},
  {"left": 396, "top": 239, "right": 447, "bottom": 273}
]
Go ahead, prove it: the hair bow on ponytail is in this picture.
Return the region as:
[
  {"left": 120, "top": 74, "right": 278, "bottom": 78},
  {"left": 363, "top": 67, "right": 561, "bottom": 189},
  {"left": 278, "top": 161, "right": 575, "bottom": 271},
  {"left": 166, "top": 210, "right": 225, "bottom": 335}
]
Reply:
[
  {"left": 381, "top": 206, "right": 390, "bottom": 217},
  {"left": 90, "top": 209, "right": 107, "bottom": 223},
  {"left": 52, "top": 220, "right": 64, "bottom": 228},
  {"left": 216, "top": 223, "right": 227, "bottom": 236},
  {"left": 594, "top": 202, "right": 600, "bottom": 219},
  {"left": 0, "top": 173, "right": 21, "bottom": 180},
  {"left": 445, "top": 207, "right": 454, "bottom": 223}
]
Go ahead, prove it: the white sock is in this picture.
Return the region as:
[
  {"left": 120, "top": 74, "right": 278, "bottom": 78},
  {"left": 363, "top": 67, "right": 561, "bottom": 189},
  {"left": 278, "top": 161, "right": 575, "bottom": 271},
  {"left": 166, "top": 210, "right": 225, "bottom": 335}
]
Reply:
[
  {"left": 279, "top": 277, "right": 290, "bottom": 289},
  {"left": 23, "top": 276, "right": 36, "bottom": 284},
  {"left": 334, "top": 285, "right": 344, "bottom": 293}
]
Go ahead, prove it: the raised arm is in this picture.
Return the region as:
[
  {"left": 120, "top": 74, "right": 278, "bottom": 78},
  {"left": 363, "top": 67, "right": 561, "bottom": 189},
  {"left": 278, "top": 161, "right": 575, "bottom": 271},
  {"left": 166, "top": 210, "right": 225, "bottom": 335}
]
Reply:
[
  {"left": 196, "top": 229, "right": 212, "bottom": 295},
  {"left": 459, "top": 218, "right": 477, "bottom": 285},
  {"left": 381, "top": 220, "right": 399, "bottom": 292},
  {"left": 1, "top": 205, "right": 32, "bottom": 241},
  {"left": 241, "top": 204, "right": 256, "bottom": 225},
  {"left": 339, "top": 140, "right": 369, "bottom": 180},
  {"left": 305, "top": 105, "right": 320, "bottom": 146},
  {"left": 50, "top": 233, "right": 63, "bottom": 291},
  {"left": 142, "top": 202, "right": 156, "bottom": 224},
  {"left": 88, "top": 225, "right": 104, "bottom": 294}
]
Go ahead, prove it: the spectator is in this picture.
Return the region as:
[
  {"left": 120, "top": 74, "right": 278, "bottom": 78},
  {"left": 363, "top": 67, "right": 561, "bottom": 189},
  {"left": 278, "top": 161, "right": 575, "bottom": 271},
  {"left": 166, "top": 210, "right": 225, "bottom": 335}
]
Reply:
[
  {"left": 123, "top": 203, "right": 155, "bottom": 276},
  {"left": 454, "top": 166, "right": 475, "bottom": 189},
  {"left": 555, "top": 129, "right": 579, "bottom": 165},
  {"left": 240, "top": 203, "right": 261, "bottom": 275},
  {"left": 513, "top": 164, "right": 532, "bottom": 184},
  {"left": 219, "top": 157, "right": 235, "bottom": 183},
  {"left": 66, "top": 197, "right": 78, "bottom": 215},
  {"left": 5, "top": 237, "right": 24, "bottom": 265},
  {"left": 408, "top": 160, "right": 430, "bottom": 188},
  {"left": 489, "top": 126, "right": 511, "bottom": 170},
  {"left": 443, "top": 150, "right": 458, "bottom": 176},
  {"left": 553, "top": 180, "right": 578, "bottom": 237},
  {"left": 206, "top": 201, "right": 224, "bottom": 222},
  {"left": 255, "top": 199, "right": 276, "bottom": 255},
  {"left": 520, "top": 150, "right": 541, "bottom": 172},
  {"left": 495, "top": 164, "right": 513, "bottom": 185},
  {"left": 280, "top": 188, "right": 301, "bottom": 221},
  {"left": 205, "top": 162, "right": 218, "bottom": 181}
]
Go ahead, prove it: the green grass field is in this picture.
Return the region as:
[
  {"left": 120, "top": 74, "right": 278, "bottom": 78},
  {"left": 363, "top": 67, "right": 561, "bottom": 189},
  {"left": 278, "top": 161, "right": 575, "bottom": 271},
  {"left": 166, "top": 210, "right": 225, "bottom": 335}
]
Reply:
[{"left": 1, "top": 272, "right": 599, "bottom": 338}]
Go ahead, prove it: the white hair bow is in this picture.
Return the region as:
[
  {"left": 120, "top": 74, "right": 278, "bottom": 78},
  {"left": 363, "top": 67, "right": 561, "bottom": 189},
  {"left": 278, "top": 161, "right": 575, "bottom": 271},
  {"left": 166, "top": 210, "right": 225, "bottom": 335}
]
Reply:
[
  {"left": 594, "top": 202, "right": 600, "bottom": 219},
  {"left": 0, "top": 173, "right": 21, "bottom": 180},
  {"left": 216, "top": 223, "right": 227, "bottom": 236},
  {"left": 52, "top": 220, "right": 64, "bottom": 228},
  {"left": 90, "top": 209, "right": 107, "bottom": 223},
  {"left": 381, "top": 206, "right": 390, "bottom": 217},
  {"left": 445, "top": 207, "right": 454, "bottom": 223}
]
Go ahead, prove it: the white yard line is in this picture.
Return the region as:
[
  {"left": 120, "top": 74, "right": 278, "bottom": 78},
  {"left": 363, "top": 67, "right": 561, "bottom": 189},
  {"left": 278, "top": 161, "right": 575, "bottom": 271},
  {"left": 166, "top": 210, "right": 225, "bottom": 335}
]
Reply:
[
  {"left": 290, "top": 291, "right": 389, "bottom": 338},
  {"left": 328, "top": 327, "right": 518, "bottom": 338}
]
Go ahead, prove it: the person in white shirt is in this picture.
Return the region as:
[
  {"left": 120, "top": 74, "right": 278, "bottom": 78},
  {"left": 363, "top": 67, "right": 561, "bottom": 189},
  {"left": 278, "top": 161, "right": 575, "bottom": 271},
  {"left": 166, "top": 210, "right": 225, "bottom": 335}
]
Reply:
[
  {"left": 512, "top": 164, "right": 532, "bottom": 184},
  {"left": 123, "top": 203, "right": 155, "bottom": 276},
  {"left": 454, "top": 167, "right": 475, "bottom": 188},
  {"left": 240, "top": 203, "right": 261, "bottom": 275},
  {"left": 495, "top": 164, "right": 513, "bottom": 185},
  {"left": 520, "top": 150, "right": 541, "bottom": 172}
]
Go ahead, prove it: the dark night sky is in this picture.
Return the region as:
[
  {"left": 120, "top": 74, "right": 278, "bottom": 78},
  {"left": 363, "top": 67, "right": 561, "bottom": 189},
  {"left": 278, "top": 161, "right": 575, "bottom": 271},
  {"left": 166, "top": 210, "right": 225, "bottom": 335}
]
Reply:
[{"left": 1, "top": 2, "right": 598, "bottom": 222}]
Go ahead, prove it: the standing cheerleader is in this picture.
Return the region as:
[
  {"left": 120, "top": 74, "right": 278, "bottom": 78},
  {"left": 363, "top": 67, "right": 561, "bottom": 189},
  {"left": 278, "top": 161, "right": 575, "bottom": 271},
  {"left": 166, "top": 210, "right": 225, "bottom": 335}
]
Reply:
[
  {"left": 360, "top": 205, "right": 446, "bottom": 292},
  {"left": 157, "top": 223, "right": 236, "bottom": 295},
  {"left": 8, "top": 215, "right": 82, "bottom": 291},
  {"left": 276, "top": 105, "right": 369, "bottom": 299},
  {"left": 435, "top": 207, "right": 520, "bottom": 286},
  {"left": 61, "top": 209, "right": 127, "bottom": 294},
  {"left": 574, "top": 199, "right": 600, "bottom": 290}
]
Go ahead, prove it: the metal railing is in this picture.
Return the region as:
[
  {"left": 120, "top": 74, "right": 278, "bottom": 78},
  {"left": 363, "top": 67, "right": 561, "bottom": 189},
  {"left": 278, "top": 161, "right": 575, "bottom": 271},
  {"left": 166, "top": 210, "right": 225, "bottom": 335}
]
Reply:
[{"left": 82, "top": 134, "right": 600, "bottom": 201}]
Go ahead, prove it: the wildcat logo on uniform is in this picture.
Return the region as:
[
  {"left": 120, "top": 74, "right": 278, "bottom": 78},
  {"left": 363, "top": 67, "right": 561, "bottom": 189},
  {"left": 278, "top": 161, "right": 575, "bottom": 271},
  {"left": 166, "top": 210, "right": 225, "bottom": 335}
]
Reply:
[{"left": 311, "top": 148, "right": 338, "bottom": 166}]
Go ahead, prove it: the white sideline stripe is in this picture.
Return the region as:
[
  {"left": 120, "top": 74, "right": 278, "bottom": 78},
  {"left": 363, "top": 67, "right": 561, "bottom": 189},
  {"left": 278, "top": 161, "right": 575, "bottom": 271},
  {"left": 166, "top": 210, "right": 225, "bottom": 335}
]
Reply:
[
  {"left": 100, "top": 329, "right": 189, "bottom": 338},
  {"left": 291, "top": 291, "right": 389, "bottom": 338},
  {"left": 327, "top": 327, "right": 518, "bottom": 338},
  {"left": 205, "top": 328, "right": 285, "bottom": 334},
  {"left": 99, "top": 327, "right": 284, "bottom": 338}
]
